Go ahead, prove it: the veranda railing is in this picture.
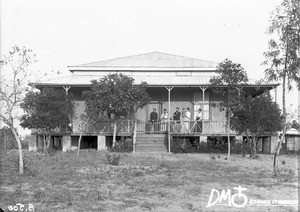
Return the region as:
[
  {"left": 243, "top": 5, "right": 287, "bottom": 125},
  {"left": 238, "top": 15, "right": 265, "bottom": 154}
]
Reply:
[{"left": 70, "top": 119, "right": 235, "bottom": 135}]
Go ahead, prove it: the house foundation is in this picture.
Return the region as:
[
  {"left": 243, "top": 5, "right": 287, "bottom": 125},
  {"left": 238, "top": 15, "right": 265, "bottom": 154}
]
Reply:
[
  {"left": 199, "top": 136, "right": 208, "bottom": 142},
  {"left": 62, "top": 135, "right": 71, "bottom": 152},
  {"left": 97, "top": 135, "right": 106, "bottom": 150},
  {"left": 28, "top": 135, "right": 37, "bottom": 152}
]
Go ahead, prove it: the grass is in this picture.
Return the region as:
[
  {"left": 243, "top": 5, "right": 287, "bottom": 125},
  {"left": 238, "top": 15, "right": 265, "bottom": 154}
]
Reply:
[{"left": 0, "top": 150, "right": 298, "bottom": 212}]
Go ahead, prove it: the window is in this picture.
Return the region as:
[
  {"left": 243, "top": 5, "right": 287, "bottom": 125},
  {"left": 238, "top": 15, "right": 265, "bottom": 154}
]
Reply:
[{"left": 194, "top": 102, "right": 209, "bottom": 120}]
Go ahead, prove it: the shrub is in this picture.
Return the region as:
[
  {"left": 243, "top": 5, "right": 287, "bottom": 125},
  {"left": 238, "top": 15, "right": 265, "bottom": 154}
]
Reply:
[
  {"left": 105, "top": 153, "right": 121, "bottom": 166},
  {"left": 0, "top": 127, "right": 17, "bottom": 150},
  {"left": 165, "top": 136, "right": 251, "bottom": 154},
  {"left": 167, "top": 137, "right": 199, "bottom": 153},
  {"left": 111, "top": 137, "right": 133, "bottom": 152}
]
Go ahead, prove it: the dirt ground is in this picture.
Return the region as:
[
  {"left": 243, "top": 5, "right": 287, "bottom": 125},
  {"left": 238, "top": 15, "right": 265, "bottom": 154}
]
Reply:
[{"left": 0, "top": 150, "right": 298, "bottom": 212}]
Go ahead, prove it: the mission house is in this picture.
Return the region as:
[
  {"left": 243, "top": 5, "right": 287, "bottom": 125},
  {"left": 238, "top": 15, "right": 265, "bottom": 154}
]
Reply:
[{"left": 29, "top": 52, "right": 281, "bottom": 153}]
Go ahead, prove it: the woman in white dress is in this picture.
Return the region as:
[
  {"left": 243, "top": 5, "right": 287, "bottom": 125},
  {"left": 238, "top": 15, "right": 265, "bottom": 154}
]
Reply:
[
  {"left": 184, "top": 107, "right": 191, "bottom": 132},
  {"left": 195, "top": 108, "right": 202, "bottom": 132},
  {"left": 160, "top": 109, "right": 168, "bottom": 132}
]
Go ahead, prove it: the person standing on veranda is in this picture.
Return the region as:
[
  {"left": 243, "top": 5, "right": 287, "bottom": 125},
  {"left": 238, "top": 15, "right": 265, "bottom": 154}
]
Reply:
[
  {"left": 195, "top": 108, "right": 202, "bottom": 132},
  {"left": 184, "top": 107, "right": 191, "bottom": 132},
  {"left": 173, "top": 107, "right": 181, "bottom": 132},
  {"left": 150, "top": 108, "right": 158, "bottom": 133},
  {"left": 160, "top": 109, "right": 168, "bottom": 132},
  {"left": 181, "top": 108, "right": 187, "bottom": 132}
]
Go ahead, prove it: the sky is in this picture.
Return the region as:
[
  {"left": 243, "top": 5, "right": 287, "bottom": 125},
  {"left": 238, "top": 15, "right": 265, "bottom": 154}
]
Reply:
[{"left": 1, "top": 0, "right": 299, "bottom": 134}]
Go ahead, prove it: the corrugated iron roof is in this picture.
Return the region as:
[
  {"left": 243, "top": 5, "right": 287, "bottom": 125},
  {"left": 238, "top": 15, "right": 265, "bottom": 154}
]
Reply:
[
  {"left": 69, "top": 52, "right": 218, "bottom": 71},
  {"left": 32, "top": 52, "right": 279, "bottom": 88}
]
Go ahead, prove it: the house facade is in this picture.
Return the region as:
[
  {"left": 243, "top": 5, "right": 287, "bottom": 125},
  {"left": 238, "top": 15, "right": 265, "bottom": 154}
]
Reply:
[{"left": 29, "top": 52, "right": 280, "bottom": 153}]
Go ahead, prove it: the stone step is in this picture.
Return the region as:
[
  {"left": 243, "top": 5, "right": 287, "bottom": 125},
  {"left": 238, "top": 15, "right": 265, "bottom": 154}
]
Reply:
[
  {"left": 135, "top": 147, "right": 167, "bottom": 152},
  {"left": 136, "top": 141, "right": 165, "bottom": 145},
  {"left": 136, "top": 135, "right": 167, "bottom": 138},
  {"left": 135, "top": 149, "right": 167, "bottom": 153},
  {"left": 136, "top": 139, "right": 165, "bottom": 143},
  {"left": 135, "top": 134, "right": 167, "bottom": 152},
  {"left": 136, "top": 144, "right": 166, "bottom": 148}
]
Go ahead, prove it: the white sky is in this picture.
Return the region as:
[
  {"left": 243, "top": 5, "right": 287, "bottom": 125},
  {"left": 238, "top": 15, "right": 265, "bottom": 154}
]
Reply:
[{"left": 1, "top": 0, "right": 299, "bottom": 133}]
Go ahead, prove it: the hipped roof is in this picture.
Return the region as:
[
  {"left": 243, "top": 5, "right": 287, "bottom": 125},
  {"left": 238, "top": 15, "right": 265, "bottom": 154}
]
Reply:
[
  {"left": 32, "top": 51, "right": 279, "bottom": 88},
  {"left": 68, "top": 52, "right": 218, "bottom": 71}
]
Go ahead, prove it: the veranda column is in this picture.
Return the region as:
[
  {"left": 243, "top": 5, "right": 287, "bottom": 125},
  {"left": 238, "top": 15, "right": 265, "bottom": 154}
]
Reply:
[
  {"left": 200, "top": 87, "right": 207, "bottom": 133},
  {"left": 165, "top": 87, "right": 173, "bottom": 154},
  {"left": 97, "top": 135, "right": 106, "bottom": 150},
  {"left": 62, "top": 135, "right": 71, "bottom": 152},
  {"left": 63, "top": 86, "right": 71, "bottom": 94},
  {"left": 28, "top": 135, "right": 37, "bottom": 152},
  {"left": 272, "top": 86, "right": 277, "bottom": 104},
  {"left": 63, "top": 86, "right": 71, "bottom": 132}
]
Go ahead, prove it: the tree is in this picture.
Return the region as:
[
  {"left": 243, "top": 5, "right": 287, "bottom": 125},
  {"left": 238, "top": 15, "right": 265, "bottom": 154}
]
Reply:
[
  {"left": 263, "top": 0, "right": 300, "bottom": 175},
  {"left": 209, "top": 59, "right": 248, "bottom": 159},
  {"left": 83, "top": 73, "right": 150, "bottom": 148},
  {"left": 0, "top": 46, "right": 36, "bottom": 174},
  {"left": 72, "top": 114, "right": 92, "bottom": 156},
  {"left": 230, "top": 93, "right": 283, "bottom": 158},
  {"left": 20, "top": 87, "right": 74, "bottom": 151}
]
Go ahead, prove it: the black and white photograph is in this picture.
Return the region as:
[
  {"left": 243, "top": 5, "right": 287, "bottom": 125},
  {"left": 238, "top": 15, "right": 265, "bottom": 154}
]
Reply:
[{"left": 0, "top": 0, "right": 299, "bottom": 211}]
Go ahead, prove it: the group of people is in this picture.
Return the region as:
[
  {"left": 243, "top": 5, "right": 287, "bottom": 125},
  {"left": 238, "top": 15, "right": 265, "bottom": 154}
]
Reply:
[{"left": 149, "top": 107, "right": 203, "bottom": 133}]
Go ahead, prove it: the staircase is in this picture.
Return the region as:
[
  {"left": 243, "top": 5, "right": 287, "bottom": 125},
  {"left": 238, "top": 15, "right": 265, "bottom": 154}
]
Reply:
[{"left": 135, "top": 134, "right": 167, "bottom": 153}]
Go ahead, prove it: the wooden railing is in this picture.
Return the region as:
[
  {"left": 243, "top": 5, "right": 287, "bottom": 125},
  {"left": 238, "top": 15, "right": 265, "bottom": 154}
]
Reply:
[
  {"left": 71, "top": 119, "right": 235, "bottom": 135},
  {"left": 72, "top": 120, "right": 135, "bottom": 134}
]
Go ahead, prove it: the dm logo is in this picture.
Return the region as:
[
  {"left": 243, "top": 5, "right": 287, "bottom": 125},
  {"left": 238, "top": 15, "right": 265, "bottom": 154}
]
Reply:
[{"left": 206, "top": 186, "right": 248, "bottom": 208}]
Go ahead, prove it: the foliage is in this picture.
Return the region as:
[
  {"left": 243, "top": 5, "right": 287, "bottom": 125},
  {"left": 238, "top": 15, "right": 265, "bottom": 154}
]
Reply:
[
  {"left": 230, "top": 93, "right": 283, "bottom": 136},
  {"left": 0, "top": 127, "right": 17, "bottom": 150},
  {"left": 83, "top": 73, "right": 150, "bottom": 121},
  {"left": 0, "top": 46, "right": 36, "bottom": 174},
  {"left": 166, "top": 136, "right": 250, "bottom": 154},
  {"left": 230, "top": 93, "right": 283, "bottom": 158},
  {"left": 263, "top": 0, "right": 300, "bottom": 90},
  {"left": 105, "top": 153, "right": 121, "bottom": 166},
  {"left": 209, "top": 59, "right": 248, "bottom": 111},
  {"left": 20, "top": 87, "right": 74, "bottom": 133},
  {"left": 263, "top": 0, "right": 300, "bottom": 175},
  {"left": 111, "top": 137, "right": 133, "bottom": 152},
  {"left": 209, "top": 59, "right": 248, "bottom": 159},
  {"left": 289, "top": 120, "right": 300, "bottom": 130},
  {"left": 0, "top": 46, "right": 37, "bottom": 124}
]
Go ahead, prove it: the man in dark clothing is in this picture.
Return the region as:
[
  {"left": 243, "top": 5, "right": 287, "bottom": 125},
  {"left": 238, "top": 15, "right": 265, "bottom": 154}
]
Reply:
[
  {"left": 150, "top": 108, "right": 158, "bottom": 133},
  {"left": 150, "top": 108, "right": 158, "bottom": 122},
  {"left": 172, "top": 107, "right": 181, "bottom": 132},
  {"left": 173, "top": 107, "right": 181, "bottom": 123}
]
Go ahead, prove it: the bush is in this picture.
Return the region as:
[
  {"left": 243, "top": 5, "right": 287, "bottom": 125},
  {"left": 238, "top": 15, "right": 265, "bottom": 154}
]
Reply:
[
  {"left": 166, "top": 137, "right": 199, "bottom": 153},
  {"left": 105, "top": 153, "right": 121, "bottom": 166},
  {"left": 165, "top": 136, "right": 251, "bottom": 154},
  {"left": 111, "top": 137, "right": 133, "bottom": 152},
  {"left": 0, "top": 127, "right": 17, "bottom": 150}
]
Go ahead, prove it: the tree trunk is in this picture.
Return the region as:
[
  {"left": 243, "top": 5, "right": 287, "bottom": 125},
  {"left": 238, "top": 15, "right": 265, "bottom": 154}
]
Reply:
[
  {"left": 250, "top": 136, "right": 257, "bottom": 159},
  {"left": 77, "top": 132, "right": 83, "bottom": 156},
  {"left": 273, "top": 69, "right": 287, "bottom": 176},
  {"left": 274, "top": 70, "right": 287, "bottom": 176},
  {"left": 43, "top": 135, "right": 47, "bottom": 152},
  {"left": 112, "top": 122, "right": 117, "bottom": 147},
  {"left": 227, "top": 109, "right": 230, "bottom": 159},
  {"left": 10, "top": 124, "right": 23, "bottom": 174},
  {"left": 133, "top": 119, "right": 137, "bottom": 153},
  {"left": 46, "top": 135, "right": 51, "bottom": 149},
  {"left": 243, "top": 135, "right": 250, "bottom": 157}
]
